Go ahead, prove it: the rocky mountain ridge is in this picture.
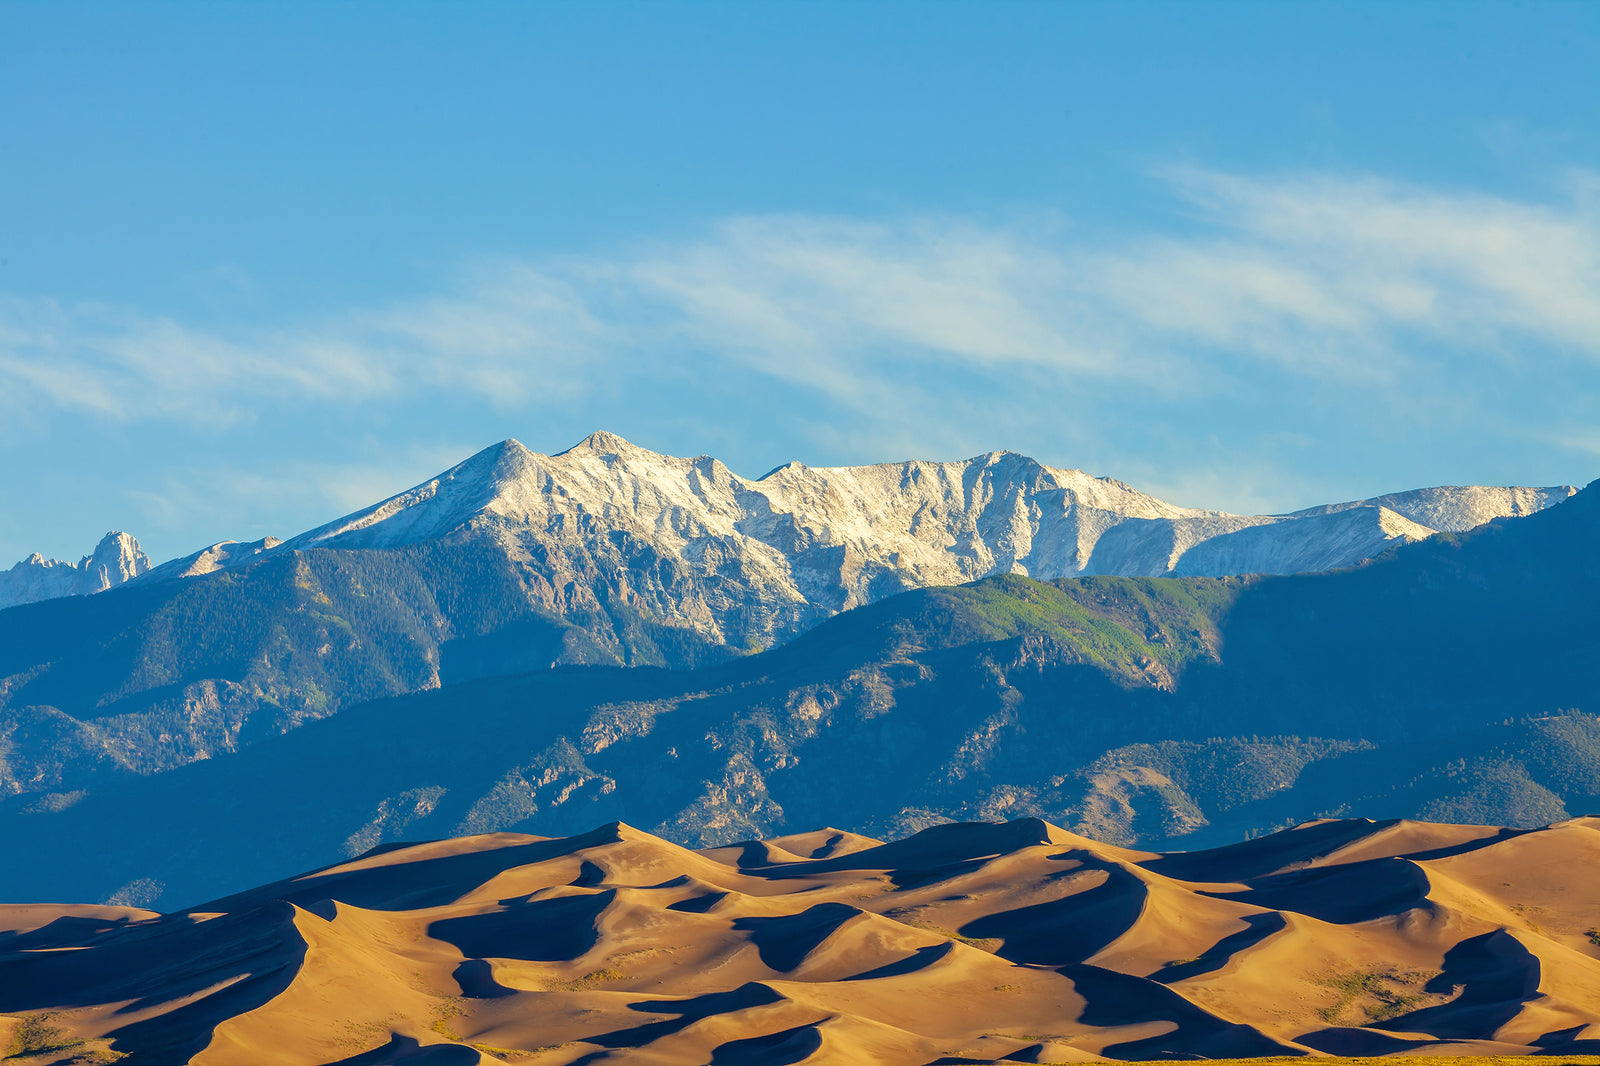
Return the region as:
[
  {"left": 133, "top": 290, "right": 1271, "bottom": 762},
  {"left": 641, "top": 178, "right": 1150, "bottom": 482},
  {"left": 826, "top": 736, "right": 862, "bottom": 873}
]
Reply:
[
  {"left": 155, "top": 432, "right": 1578, "bottom": 649},
  {"left": 0, "top": 532, "right": 149, "bottom": 611},
  {"left": 6, "top": 436, "right": 1573, "bottom": 649}
]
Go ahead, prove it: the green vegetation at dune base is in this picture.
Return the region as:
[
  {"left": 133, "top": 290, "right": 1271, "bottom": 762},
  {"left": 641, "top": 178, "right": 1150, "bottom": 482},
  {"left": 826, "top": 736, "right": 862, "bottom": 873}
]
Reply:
[
  {"left": 2, "top": 1013, "right": 85, "bottom": 1060},
  {"left": 555, "top": 967, "right": 626, "bottom": 991},
  {"left": 1316, "top": 968, "right": 1435, "bottom": 1023}
]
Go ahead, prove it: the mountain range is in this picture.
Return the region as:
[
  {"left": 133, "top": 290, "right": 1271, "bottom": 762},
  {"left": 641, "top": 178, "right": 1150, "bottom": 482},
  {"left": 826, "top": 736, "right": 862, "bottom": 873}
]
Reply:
[
  {"left": 2, "top": 434, "right": 1574, "bottom": 630},
  {"left": 0, "top": 435, "right": 1576, "bottom": 819},
  {"left": 1, "top": 447, "right": 1596, "bottom": 910},
  {"left": 256, "top": 432, "right": 1572, "bottom": 648}
]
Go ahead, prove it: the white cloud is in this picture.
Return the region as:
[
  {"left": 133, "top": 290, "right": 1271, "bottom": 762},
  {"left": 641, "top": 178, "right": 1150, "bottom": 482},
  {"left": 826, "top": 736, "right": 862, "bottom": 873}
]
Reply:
[
  {"left": 0, "top": 297, "right": 402, "bottom": 423},
  {"left": 631, "top": 216, "right": 1098, "bottom": 373},
  {"left": 1134, "top": 168, "right": 1600, "bottom": 358},
  {"left": 2, "top": 166, "right": 1597, "bottom": 432}
]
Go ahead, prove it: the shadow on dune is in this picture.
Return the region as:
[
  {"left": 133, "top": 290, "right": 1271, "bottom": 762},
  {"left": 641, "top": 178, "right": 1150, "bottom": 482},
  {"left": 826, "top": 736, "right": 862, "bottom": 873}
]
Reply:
[
  {"left": 1154, "top": 912, "right": 1286, "bottom": 983},
  {"left": 757, "top": 819, "right": 1057, "bottom": 881},
  {"left": 0, "top": 903, "right": 307, "bottom": 1066},
  {"left": 1148, "top": 820, "right": 1524, "bottom": 889},
  {"left": 1533, "top": 1024, "right": 1600, "bottom": 1055},
  {"left": 708, "top": 1021, "right": 825, "bottom": 1065},
  {"left": 320, "top": 1033, "right": 482, "bottom": 1065},
  {"left": 565, "top": 983, "right": 786, "bottom": 1057},
  {"left": 1381, "top": 827, "right": 1528, "bottom": 863},
  {"left": 1294, "top": 1026, "right": 1424, "bottom": 1056},
  {"left": 451, "top": 957, "right": 514, "bottom": 999},
  {"left": 1296, "top": 929, "right": 1542, "bottom": 1054},
  {"left": 1380, "top": 929, "right": 1541, "bottom": 1038},
  {"left": 732, "top": 902, "right": 859, "bottom": 972},
  {"left": 667, "top": 888, "right": 730, "bottom": 913},
  {"left": 1203, "top": 856, "right": 1432, "bottom": 924},
  {"left": 1142, "top": 819, "right": 1401, "bottom": 882},
  {"left": 960, "top": 861, "right": 1146, "bottom": 966},
  {"left": 0, "top": 912, "right": 149, "bottom": 952},
  {"left": 428, "top": 889, "right": 613, "bottom": 963},
  {"left": 204, "top": 824, "right": 627, "bottom": 914},
  {"left": 791, "top": 830, "right": 856, "bottom": 859},
  {"left": 571, "top": 860, "right": 607, "bottom": 887},
  {"left": 887, "top": 857, "right": 992, "bottom": 891},
  {"left": 844, "top": 941, "right": 955, "bottom": 981},
  {"left": 1066, "top": 964, "right": 1301, "bottom": 1059},
  {"left": 725, "top": 840, "right": 791, "bottom": 869}
]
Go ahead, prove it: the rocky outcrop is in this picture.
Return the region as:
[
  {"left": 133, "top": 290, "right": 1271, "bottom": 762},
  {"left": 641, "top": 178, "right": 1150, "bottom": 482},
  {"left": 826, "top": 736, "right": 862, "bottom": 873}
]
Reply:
[{"left": 0, "top": 532, "right": 150, "bottom": 611}]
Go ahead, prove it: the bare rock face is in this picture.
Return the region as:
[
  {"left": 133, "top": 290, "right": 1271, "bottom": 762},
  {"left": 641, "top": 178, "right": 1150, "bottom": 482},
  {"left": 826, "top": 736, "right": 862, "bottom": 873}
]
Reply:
[
  {"left": 0, "top": 532, "right": 151, "bottom": 610},
  {"left": 261, "top": 433, "right": 1574, "bottom": 650}
]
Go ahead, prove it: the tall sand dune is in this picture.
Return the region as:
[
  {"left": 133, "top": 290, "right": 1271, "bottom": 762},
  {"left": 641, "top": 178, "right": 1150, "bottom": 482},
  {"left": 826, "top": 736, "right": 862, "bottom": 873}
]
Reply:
[{"left": 4, "top": 817, "right": 1600, "bottom": 1064}]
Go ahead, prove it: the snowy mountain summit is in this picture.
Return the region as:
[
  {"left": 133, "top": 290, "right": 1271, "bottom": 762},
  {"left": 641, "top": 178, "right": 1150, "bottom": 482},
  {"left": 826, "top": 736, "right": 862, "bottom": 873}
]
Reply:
[
  {"left": 4, "top": 436, "right": 1575, "bottom": 649},
  {"left": 269, "top": 432, "right": 1574, "bottom": 648},
  {"left": 0, "top": 531, "right": 150, "bottom": 611}
]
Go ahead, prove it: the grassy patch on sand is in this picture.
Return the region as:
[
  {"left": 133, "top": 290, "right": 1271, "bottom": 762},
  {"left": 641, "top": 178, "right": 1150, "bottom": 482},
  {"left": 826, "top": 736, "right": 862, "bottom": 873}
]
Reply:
[
  {"left": 4, "top": 1013, "right": 82, "bottom": 1059},
  {"left": 1316, "top": 968, "right": 1436, "bottom": 1023},
  {"left": 555, "top": 968, "right": 626, "bottom": 991},
  {"left": 886, "top": 912, "right": 1002, "bottom": 952},
  {"left": 428, "top": 997, "right": 464, "bottom": 1041}
]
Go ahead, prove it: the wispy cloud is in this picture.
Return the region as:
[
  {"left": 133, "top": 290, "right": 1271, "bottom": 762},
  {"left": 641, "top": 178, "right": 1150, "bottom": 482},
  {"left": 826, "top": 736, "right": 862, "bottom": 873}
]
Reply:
[
  {"left": 3, "top": 167, "right": 1597, "bottom": 435},
  {"left": 1103, "top": 168, "right": 1600, "bottom": 365},
  {"left": 0, "top": 297, "right": 401, "bottom": 424}
]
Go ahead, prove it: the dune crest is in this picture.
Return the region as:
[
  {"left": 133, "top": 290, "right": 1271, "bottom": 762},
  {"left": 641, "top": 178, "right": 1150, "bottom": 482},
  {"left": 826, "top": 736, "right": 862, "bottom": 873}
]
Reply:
[{"left": 4, "top": 817, "right": 1600, "bottom": 1064}]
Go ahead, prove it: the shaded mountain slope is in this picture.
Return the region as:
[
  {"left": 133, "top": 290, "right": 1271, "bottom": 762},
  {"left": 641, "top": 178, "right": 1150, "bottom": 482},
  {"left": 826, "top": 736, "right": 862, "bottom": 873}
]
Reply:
[
  {"left": 5, "top": 817, "right": 1600, "bottom": 1065},
  {"left": 0, "top": 540, "right": 732, "bottom": 798},
  {"left": 0, "top": 575, "right": 1250, "bottom": 906}
]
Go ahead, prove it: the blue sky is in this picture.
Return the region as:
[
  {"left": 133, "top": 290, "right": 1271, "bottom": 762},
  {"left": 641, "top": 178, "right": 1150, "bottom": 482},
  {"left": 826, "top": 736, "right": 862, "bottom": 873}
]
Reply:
[{"left": 3, "top": 1, "right": 1599, "bottom": 565}]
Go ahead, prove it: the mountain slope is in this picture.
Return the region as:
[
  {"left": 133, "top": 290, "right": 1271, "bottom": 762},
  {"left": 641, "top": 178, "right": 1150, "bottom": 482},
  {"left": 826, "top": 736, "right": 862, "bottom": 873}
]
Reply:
[
  {"left": 0, "top": 540, "right": 736, "bottom": 798},
  {"left": 4, "top": 479, "right": 1598, "bottom": 909},
  {"left": 5, "top": 817, "right": 1600, "bottom": 1064}
]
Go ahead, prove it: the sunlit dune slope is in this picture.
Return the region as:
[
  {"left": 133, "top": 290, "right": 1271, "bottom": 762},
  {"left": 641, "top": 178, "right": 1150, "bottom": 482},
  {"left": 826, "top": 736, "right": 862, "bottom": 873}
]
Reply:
[{"left": 5, "top": 817, "right": 1600, "bottom": 1065}]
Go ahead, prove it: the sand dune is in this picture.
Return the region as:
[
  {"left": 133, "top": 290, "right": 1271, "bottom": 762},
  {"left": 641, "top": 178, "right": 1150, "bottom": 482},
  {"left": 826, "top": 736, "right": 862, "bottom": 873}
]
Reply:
[{"left": 4, "top": 818, "right": 1600, "bottom": 1064}]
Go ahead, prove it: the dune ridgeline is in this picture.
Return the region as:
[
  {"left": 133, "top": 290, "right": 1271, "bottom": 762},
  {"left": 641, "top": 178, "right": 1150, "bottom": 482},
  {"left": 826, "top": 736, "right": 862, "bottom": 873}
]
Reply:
[{"left": 5, "top": 816, "right": 1600, "bottom": 1065}]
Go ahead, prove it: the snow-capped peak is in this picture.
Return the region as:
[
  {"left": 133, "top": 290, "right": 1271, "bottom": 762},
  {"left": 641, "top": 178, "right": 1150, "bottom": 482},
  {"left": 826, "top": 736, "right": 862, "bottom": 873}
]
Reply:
[
  {"left": 10, "top": 436, "right": 1579, "bottom": 651},
  {"left": 183, "top": 433, "right": 1580, "bottom": 649},
  {"left": 0, "top": 532, "right": 151, "bottom": 611}
]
